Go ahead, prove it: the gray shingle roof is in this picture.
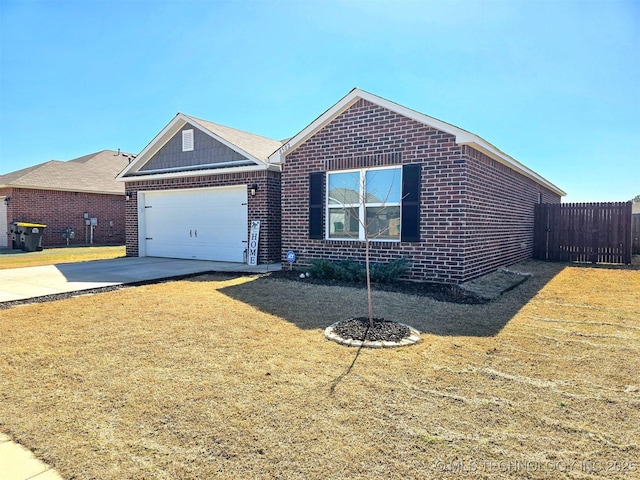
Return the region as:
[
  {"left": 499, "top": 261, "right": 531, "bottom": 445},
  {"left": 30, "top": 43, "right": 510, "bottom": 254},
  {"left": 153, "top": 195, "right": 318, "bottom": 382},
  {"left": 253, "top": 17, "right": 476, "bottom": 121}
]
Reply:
[
  {"left": 184, "top": 114, "right": 283, "bottom": 162},
  {"left": 0, "top": 150, "right": 131, "bottom": 194}
]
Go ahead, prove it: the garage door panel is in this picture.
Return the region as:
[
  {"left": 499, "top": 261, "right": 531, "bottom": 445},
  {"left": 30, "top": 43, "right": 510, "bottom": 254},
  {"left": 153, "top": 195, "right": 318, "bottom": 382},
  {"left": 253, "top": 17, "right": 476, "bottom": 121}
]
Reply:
[{"left": 142, "top": 187, "right": 247, "bottom": 262}]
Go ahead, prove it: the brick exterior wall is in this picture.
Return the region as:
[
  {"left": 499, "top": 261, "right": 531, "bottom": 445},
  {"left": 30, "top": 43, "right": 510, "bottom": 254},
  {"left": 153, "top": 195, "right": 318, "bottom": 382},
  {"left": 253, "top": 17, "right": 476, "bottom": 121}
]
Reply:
[
  {"left": 462, "top": 146, "right": 560, "bottom": 280},
  {"left": 281, "top": 99, "right": 561, "bottom": 283},
  {"left": 124, "top": 169, "right": 281, "bottom": 264},
  {"left": 1, "top": 187, "right": 125, "bottom": 247}
]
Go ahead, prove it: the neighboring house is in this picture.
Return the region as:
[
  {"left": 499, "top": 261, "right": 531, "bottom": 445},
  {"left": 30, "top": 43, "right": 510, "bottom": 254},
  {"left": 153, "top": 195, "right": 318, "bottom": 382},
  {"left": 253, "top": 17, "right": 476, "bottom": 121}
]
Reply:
[
  {"left": 269, "top": 89, "right": 566, "bottom": 283},
  {"left": 0, "top": 150, "right": 131, "bottom": 248},
  {"left": 116, "top": 114, "right": 283, "bottom": 265}
]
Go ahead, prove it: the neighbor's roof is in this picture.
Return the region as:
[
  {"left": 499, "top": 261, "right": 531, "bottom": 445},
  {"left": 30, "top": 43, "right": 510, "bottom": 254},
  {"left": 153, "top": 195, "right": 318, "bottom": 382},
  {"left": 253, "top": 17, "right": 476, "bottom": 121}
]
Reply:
[
  {"left": 117, "top": 113, "right": 283, "bottom": 180},
  {"left": 268, "top": 88, "right": 566, "bottom": 197},
  {"left": 0, "top": 150, "right": 131, "bottom": 195}
]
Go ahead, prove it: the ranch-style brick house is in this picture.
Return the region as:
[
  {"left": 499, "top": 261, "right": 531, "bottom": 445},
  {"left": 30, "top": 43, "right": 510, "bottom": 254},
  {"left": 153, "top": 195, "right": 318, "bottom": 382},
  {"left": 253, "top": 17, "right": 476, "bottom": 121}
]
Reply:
[
  {"left": 270, "top": 89, "right": 566, "bottom": 283},
  {"left": 1, "top": 150, "right": 130, "bottom": 248},
  {"left": 120, "top": 89, "right": 564, "bottom": 284}
]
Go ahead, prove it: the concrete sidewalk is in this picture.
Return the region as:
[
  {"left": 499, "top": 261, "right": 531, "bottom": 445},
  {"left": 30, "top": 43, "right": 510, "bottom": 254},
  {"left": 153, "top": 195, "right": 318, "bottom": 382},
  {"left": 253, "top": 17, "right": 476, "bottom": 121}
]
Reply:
[
  {"left": 0, "top": 256, "right": 281, "bottom": 303},
  {"left": 0, "top": 433, "right": 63, "bottom": 480}
]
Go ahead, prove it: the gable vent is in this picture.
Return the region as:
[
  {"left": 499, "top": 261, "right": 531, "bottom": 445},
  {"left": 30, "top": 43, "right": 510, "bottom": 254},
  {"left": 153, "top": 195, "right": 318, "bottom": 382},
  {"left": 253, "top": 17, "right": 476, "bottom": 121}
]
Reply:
[{"left": 182, "top": 129, "right": 194, "bottom": 152}]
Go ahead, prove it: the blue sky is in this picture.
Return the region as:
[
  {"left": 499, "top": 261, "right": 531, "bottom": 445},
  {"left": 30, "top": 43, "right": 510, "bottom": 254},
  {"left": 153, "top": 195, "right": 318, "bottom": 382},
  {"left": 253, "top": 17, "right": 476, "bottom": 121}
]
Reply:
[{"left": 1, "top": 0, "right": 638, "bottom": 202}]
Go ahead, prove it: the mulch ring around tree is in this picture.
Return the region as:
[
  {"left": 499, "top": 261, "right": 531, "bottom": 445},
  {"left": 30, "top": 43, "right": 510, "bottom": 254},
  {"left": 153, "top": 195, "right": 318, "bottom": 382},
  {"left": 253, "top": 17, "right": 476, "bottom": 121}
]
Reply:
[{"left": 325, "top": 317, "right": 421, "bottom": 348}]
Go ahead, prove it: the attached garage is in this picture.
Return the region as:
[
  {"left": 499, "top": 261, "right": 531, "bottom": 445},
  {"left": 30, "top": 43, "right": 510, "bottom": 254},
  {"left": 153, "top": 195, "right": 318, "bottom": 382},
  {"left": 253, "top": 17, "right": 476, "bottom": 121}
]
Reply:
[
  {"left": 139, "top": 186, "right": 248, "bottom": 262},
  {"left": 118, "top": 113, "right": 283, "bottom": 265}
]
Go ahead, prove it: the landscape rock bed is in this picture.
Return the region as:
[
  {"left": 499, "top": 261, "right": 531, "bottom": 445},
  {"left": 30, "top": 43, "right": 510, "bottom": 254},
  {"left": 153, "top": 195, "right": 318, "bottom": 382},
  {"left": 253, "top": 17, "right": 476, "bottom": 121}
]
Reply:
[{"left": 325, "top": 317, "right": 421, "bottom": 348}]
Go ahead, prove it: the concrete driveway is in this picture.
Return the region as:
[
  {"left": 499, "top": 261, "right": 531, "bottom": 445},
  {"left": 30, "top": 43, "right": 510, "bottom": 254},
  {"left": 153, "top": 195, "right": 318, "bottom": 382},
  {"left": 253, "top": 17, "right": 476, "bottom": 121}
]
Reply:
[{"left": 0, "top": 257, "right": 281, "bottom": 303}]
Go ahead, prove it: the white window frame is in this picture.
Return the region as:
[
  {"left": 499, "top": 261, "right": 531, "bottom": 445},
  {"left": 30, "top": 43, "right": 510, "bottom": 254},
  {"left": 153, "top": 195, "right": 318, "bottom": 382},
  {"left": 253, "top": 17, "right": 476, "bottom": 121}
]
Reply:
[
  {"left": 326, "top": 166, "right": 402, "bottom": 242},
  {"left": 182, "top": 129, "right": 194, "bottom": 152}
]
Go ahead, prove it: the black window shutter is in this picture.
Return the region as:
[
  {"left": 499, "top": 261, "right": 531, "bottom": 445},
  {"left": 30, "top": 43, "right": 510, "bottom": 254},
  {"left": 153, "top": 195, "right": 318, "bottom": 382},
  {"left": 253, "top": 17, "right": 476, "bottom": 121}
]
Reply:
[
  {"left": 401, "top": 164, "right": 421, "bottom": 242},
  {"left": 309, "top": 172, "right": 324, "bottom": 239}
]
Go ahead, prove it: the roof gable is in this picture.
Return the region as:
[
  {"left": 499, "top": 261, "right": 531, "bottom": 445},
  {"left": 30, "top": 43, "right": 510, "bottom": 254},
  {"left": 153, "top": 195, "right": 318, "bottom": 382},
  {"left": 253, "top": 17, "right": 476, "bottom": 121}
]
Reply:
[
  {"left": 139, "top": 124, "right": 251, "bottom": 172},
  {"left": 269, "top": 88, "right": 565, "bottom": 197},
  {"left": 118, "top": 114, "right": 283, "bottom": 179},
  {"left": 0, "top": 150, "right": 130, "bottom": 194}
]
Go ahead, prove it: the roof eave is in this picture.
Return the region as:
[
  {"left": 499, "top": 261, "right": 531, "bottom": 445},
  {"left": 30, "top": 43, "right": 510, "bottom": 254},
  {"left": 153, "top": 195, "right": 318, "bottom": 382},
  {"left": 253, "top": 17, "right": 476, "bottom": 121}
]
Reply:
[
  {"left": 118, "top": 163, "right": 280, "bottom": 183},
  {"left": 117, "top": 114, "right": 186, "bottom": 180},
  {"left": 268, "top": 88, "right": 566, "bottom": 196},
  {"left": 268, "top": 88, "right": 362, "bottom": 164},
  {"left": 457, "top": 135, "right": 566, "bottom": 197},
  {"left": 0, "top": 184, "right": 124, "bottom": 195},
  {"left": 117, "top": 114, "right": 268, "bottom": 181}
]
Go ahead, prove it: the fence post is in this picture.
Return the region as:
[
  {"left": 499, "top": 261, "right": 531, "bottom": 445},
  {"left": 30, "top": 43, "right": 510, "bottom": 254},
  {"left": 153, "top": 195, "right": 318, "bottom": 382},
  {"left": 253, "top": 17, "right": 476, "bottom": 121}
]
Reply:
[{"left": 624, "top": 201, "right": 632, "bottom": 264}]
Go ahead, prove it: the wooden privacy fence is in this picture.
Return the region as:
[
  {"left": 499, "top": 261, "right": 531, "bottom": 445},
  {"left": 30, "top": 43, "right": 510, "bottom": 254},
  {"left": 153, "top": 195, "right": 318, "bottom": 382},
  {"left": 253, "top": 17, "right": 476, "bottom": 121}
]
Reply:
[
  {"left": 534, "top": 202, "right": 632, "bottom": 264},
  {"left": 633, "top": 214, "right": 640, "bottom": 255}
]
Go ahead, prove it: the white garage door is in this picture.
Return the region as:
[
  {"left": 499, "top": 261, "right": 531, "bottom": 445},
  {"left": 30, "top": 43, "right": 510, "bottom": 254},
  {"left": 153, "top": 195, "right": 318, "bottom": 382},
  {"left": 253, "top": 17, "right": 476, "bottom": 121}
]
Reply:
[
  {"left": 141, "top": 186, "right": 247, "bottom": 262},
  {"left": 0, "top": 197, "right": 7, "bottom": 248}
]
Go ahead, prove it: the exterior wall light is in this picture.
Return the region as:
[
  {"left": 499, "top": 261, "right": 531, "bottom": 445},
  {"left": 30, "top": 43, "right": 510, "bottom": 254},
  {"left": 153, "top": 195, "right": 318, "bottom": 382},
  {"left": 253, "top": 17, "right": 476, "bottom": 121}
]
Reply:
[
  {"left": 249, "top": 184, "right": 259, "bottom": 196},
  {"left": 125, "top": 191, "right": 132, "bottom": 201},
  {"left": 3, "top": 197, "right": 9, "bottom": 205}
]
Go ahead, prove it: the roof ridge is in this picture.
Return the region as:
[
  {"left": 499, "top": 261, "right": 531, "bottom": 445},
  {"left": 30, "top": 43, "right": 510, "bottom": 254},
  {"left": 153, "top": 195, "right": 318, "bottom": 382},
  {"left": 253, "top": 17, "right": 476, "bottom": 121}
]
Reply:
[
  {"left": 0, "top": 151, "right": 129, "bottom": 194},
  {"left": 183, "top": 113, "right": 281, "bottom": 143},
  {"left": 68, "top": 149, "right": 133, "bottom": 163}
]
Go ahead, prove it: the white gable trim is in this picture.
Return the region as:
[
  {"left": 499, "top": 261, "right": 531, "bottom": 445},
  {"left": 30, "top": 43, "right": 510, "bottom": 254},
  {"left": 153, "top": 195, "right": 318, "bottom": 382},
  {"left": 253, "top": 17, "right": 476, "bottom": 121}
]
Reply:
[
  {"left": 268, "top": 88, "right": 566, "bottom": 197},
  {"left": 116, "top": 113, "right": 266, "bottom": 180}
]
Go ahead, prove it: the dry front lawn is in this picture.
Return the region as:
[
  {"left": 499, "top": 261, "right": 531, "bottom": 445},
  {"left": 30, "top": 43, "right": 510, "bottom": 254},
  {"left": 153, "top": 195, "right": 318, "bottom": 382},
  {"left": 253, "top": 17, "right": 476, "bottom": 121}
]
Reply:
[
  {"left": 0, "top": 260, "right": 638, "bottom": 479},
  {"left": 0, "top": 245, "right": 125, "bottom": 269}
]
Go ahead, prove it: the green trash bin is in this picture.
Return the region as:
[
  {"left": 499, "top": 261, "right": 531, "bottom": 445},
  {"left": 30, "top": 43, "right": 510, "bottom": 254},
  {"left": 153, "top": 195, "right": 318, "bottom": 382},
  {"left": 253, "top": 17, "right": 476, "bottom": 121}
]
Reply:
[
  {"left": 9, "top": 222, "right": 21, "bottom": 249},
  {"left": 16, "top": 222, "right": 47, "bottom": 252}
]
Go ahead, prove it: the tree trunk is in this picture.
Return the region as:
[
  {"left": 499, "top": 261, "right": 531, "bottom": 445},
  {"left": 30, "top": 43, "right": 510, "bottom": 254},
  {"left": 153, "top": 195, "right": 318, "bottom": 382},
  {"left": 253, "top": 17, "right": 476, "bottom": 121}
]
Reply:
[{"left": 365, "top": 237, "right": 373, "bottom": 328}]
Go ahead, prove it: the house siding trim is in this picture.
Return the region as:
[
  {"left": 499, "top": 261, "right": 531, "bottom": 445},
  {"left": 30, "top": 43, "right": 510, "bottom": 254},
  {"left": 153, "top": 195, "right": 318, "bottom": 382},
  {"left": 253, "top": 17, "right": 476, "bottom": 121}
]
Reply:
[
  {"left": 118, "top": 114, "right": 274, "bottom": 180},
  {"left": 140, "top": 125, "right": 249, "bottom": 172},
  {"left": 118, "top": 164, "right": 279, "bottom": 182}
]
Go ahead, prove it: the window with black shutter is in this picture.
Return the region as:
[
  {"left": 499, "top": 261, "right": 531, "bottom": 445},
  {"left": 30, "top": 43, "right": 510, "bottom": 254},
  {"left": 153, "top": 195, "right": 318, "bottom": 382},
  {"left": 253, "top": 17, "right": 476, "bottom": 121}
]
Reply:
[
  {"left": 401, "top": 164, "right": 420, "bottom": 242},
  {"left": 309, "top": 172, "right": 324, "bottom": 239}
]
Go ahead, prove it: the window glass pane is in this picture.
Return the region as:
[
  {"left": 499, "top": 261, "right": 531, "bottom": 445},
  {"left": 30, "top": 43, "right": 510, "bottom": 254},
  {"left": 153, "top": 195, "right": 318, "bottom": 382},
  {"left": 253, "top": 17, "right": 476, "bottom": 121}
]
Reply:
[
  {"left": 366, "top": 206, "right": 401, "bottom": 239},
  {"left": 329, "top": 207, "right": 360, "bottom": 238},
  {"left": 328, "top": 171, "right": 360, "bottom": 205},
  {"left": 365, "top": 168, "right": 401, "bottom": 204}
]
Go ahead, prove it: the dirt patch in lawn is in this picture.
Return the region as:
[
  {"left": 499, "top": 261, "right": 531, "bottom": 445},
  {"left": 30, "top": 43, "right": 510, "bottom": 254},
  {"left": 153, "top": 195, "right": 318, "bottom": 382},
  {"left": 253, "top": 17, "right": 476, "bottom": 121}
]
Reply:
[
  {"left": 0, "top": 260, "right": 638, "bottom": 479},
  {"left": 292, "top": 265, "right": 532, "bottom": 303},
  {"left": 459, "top": 268, "right": 531, "bottom": 301}
]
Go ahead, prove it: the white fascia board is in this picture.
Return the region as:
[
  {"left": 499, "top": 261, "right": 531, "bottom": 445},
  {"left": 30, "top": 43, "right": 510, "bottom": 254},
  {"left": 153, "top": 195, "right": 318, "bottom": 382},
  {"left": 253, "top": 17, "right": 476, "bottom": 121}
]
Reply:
[
  {"left": 456, "top": 136, "right": 566, "bottom": 196},
  {"left": 356, "top": 92, "right": 566, "bottom": 196},
  {"left": 117, "top": 114, "right": 266, "bottom": 181},
  {"left": 116, "top": 114, "right": 187, "bottom": 180},
  {"left": 268, "top": 89, "right": 363, "bottom": 164},
  {"left": 118, "top": 163, "right": 280, "bottom": 183},
  {"left": 269, "top": 88, "right": 566, "bottom": 196}
]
